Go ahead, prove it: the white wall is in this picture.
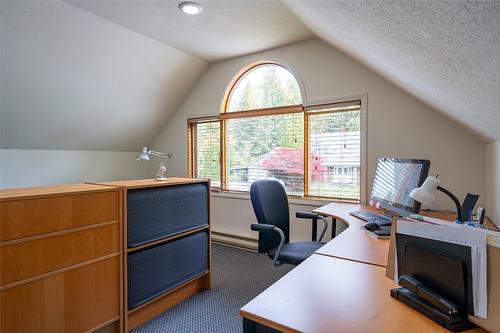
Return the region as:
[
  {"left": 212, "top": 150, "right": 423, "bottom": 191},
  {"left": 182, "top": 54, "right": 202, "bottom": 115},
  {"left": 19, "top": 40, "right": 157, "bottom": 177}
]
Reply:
[
  {"left": 485, "top": 142, "right": 500, "bottom": 227},
  {"left": 151, "top": 39, "right": 487, "bottom": 242},
  {"left": 0, "top": 149, "right": 150, "bottom": 189},
  {"left": 211, "top": 193, "right": 338, "bottom": 245}
]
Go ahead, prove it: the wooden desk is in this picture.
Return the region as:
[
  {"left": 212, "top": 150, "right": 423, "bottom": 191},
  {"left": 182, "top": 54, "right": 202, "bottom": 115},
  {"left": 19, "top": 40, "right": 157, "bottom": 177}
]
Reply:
[
  {"left": 241, "top": 202, "right": 490, "bottom": 333},
  {"left": 314, "top": 203, "right": 497, "bottom": 268},
  {"left": 314, "top": 202, "right": 390, "bottom": 267},
  {"left": 241, "top": 254, "right": 485, "bottom": 333}
]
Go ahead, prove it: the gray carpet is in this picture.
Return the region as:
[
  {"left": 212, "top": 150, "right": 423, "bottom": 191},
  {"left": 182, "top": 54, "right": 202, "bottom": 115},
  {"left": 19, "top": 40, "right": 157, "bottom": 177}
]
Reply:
[{"left": 133, "top": 243, "right": 294, "bottom": 333}]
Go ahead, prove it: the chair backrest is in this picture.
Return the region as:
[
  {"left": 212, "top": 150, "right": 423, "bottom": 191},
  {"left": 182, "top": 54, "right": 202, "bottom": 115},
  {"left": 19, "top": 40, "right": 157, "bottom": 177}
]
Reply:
[{"left": 250, "top": 180, "right": 290, "bottom": 253}]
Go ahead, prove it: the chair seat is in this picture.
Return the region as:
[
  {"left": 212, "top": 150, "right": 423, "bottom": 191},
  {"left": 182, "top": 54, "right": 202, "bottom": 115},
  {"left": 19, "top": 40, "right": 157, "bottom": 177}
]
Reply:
[{"left": 268, "top": 241, "right": 324, "bottom": 265}]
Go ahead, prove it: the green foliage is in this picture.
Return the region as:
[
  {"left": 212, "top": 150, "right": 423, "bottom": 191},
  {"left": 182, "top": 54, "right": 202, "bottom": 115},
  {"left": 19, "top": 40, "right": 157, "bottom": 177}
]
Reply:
[
  {"left": 229, "top": 67, "right": 302, "bottom": 111},
  {"left": 227, "top": 114, "right": 304, "bottom": 174},
  {"left": 311, "top": 110, "right": 360, "bottom": 133},
  {"left": 195, "top": 122, "right": 220, "bottom": 183},
  {"left": 236, "top": 82, "right": 257, "bottom": 110}
]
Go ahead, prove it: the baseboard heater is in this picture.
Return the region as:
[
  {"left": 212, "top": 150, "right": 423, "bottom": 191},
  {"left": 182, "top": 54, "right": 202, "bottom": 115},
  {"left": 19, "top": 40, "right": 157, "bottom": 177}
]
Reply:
[{"left": 211, "top": 231, "right": 258, "bottom": 251}]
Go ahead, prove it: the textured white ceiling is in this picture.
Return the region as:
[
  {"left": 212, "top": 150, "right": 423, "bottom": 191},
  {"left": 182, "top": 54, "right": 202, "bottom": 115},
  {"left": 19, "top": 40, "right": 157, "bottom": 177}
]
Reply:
[
  {"left": 1, "top": 1, "right": 207, "bottom": 151},
  {"left": 286, "top": 1, "right": 500, "bottom": 142},
  {"left": 67, "top": 0, "right": 315, "bottom": 62}
]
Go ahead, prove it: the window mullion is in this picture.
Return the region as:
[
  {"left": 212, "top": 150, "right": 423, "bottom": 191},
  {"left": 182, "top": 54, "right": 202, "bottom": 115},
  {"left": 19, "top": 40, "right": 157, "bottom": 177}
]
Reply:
[
  {"left": 304, "top": 112, "right": 309, "bottom": 198},
  {"left": 187, "top": 123, "right": 195, "bottom": 177},
  {"left": 219, "top": 105, "right": 302, "bottom": 120},
  {"left": 220, "top": 119, "right": 227, "bottom": 191}
]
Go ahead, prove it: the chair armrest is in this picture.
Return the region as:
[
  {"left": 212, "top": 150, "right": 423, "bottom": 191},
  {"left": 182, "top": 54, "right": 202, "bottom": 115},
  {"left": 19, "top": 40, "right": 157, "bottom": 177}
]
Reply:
[
  {"left": 251, "top": 223, "right": 276, "bottom": 232},
  {"left": 250, "top": 223, "right": 285, "bottom": 266},
  {"left": 295, "top": 211, "right": 329, "bottom": 242},
  {"left": 296, "top": 211, "right": 320, "bottom": 219}
]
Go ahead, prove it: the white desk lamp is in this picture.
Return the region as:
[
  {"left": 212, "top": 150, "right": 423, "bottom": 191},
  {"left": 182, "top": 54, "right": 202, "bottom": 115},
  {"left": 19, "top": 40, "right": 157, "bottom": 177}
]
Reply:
[
  {"left": 136, "top": 146, "right": 173, "bottom": 181},
  {"left": 410, "top": 176, "right": 463, "bottom": 223}
]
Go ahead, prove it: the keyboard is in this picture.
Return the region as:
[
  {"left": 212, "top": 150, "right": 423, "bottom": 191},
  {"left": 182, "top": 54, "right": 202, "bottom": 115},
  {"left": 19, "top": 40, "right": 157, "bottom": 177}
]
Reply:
[{"left": 350, "top": 210, "right": 392, "bottom": 226}]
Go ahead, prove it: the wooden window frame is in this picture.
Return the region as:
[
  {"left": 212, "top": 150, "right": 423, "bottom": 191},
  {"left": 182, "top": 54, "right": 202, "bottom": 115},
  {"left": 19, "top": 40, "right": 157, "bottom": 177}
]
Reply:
[
  {"left": 187, "top": 62, "right": 364, "bottom": 202},
  {"left": 303, "top": 100, "right": 362, "bottom": 202},
  {"left": 187, "top": 116, "right": 221, "bottom": 189}
]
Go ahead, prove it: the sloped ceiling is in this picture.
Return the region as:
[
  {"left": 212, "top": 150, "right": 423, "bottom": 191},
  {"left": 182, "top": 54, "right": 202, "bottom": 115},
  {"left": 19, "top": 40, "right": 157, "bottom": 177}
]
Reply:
[
  {"left": 1, "top": 0, "right": 313, "bottom": 151},
  {"left": 1, "top": 1, "right": 208, "bottom": 151},
  {"left": 286, "top": 0, "right": 500, "bottom": 142},
  {"left": 67, "top": 0, "right": 315, "bottom": 62}
]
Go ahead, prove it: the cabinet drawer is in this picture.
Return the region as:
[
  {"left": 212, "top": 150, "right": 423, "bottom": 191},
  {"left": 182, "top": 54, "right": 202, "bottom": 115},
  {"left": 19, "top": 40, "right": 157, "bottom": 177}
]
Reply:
[
  {"left": 1, "top": 256, "right": 120, "bottom": 333},
  {"left": 0, "top": 191, "right": 119, "bottom": 241},
  {"left": 1, "top": 223, "right": 120, "bottom": 286},
  {"left": 127, "top": 231, "right": 209, "bottom": 309},
  {"left": 127, "top": 183, "right": 208, "bottom": 247}
]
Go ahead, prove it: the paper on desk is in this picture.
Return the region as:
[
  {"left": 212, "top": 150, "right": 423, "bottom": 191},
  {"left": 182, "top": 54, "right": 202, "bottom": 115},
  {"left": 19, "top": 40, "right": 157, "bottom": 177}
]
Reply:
[{"left": 397, "top": 220, "right": 488, "bottom": 318}]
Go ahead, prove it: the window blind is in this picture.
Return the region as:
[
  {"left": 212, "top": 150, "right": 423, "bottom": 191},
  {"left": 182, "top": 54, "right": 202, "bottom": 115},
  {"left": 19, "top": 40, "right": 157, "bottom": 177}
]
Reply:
[
  {"left": 225, "top": 112, "right": 304, "bottom": 195},
  {"left": 189, "top": 119, "right": 221, "bottom": 188},
  {"left": 306, "top": 102, "right": 361, "bottom": 201},
  {"left": 187, "top": 99, "right": 362, "bottom": 201}
]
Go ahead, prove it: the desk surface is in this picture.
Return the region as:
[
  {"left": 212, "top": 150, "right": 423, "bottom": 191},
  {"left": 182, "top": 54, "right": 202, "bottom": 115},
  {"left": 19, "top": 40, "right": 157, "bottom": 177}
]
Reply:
[
  {"left": 313, "top": 202, "right": 494, "bottom": 267},
  {"left": 314, "top": 202, "right": 390, "bottom": 267},
  {"left": 240, "top": 254, "right": 484, "bottom": 333}
]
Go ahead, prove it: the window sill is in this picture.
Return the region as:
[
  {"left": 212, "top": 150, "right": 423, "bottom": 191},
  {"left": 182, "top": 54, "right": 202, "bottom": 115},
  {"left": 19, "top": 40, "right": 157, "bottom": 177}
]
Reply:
[{"left": 211, "top": 190, "right": 345, "bottom": 207}]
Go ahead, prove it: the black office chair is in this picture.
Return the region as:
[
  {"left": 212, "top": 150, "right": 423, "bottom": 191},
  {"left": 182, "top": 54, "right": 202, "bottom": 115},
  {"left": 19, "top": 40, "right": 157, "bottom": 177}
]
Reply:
[{"left": 249, "top": 180, "right": 329, "bottom": 266}]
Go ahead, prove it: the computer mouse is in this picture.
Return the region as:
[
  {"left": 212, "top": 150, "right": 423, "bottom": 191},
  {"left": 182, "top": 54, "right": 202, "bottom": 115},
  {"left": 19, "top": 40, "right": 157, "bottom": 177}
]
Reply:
[
  {"left": 374, "top": 229, "right": 391, "bottom": 236},
  {"left": 364, "top": 222, "right": 380, "bottom": 231}
]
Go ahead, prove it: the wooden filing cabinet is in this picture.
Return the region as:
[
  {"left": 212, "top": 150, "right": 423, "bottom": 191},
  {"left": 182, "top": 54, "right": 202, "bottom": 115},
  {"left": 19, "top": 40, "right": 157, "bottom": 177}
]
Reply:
[
  {"left": 91, "top": 178, "right": 211, "bottom": 332},
  {"left": 0, "top": 184, "right": 122, "bottom": 333}
]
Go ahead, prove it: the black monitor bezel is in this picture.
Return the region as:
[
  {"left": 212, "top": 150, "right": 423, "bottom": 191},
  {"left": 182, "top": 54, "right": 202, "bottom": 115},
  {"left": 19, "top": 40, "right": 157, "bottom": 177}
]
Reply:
[{"left": 370, "top": 158, "right": 431, "bottom": 214}]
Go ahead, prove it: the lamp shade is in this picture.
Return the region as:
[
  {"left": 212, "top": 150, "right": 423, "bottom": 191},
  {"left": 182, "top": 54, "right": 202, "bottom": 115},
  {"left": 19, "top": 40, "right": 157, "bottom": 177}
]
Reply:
[
  {"left": 136, "top": 146, "right": 150, "bottom": 161},
  {"left": 409, "top": 176, "right": 440, "bottom": 207}
]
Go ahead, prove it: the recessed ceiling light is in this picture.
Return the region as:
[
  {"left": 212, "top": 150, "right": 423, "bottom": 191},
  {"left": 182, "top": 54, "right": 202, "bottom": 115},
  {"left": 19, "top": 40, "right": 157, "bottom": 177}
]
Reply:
[{"left": 179, "top": 2, "right": 203, "bottom": 15}]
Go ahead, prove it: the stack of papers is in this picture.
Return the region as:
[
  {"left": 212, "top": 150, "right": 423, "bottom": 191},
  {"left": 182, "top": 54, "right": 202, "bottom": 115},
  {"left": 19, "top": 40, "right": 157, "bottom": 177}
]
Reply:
[{"left": 397, "top": 218, "right": 490, "bottom": 319}]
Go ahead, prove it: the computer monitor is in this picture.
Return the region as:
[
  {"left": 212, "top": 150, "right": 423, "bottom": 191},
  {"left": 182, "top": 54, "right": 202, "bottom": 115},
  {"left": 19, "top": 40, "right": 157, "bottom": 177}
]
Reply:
[{"left": 370, "top": 158, "right": 430, "bottom": 215}]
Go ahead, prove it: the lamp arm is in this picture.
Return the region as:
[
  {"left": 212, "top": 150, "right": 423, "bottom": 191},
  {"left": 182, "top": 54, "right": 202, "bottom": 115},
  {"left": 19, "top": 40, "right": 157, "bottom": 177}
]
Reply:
[
  {"left": 437, "top": 185, "right": 463, "bottom": 222},
  {"left": 148, "top": 150, "right": 173, "bottom": 159}
]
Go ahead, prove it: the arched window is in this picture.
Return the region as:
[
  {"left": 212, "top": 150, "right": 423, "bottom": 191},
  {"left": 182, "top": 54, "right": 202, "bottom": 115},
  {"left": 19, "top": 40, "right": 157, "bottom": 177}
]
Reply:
[
  {"left": 188, "top": 62, "right": 363, "bottom": 202},
  {"left": 220, "top": 63, "right": 305, "bottom": 193},
  {"left": 225, "top": 63, "right": 302, "bottom": 112}
]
